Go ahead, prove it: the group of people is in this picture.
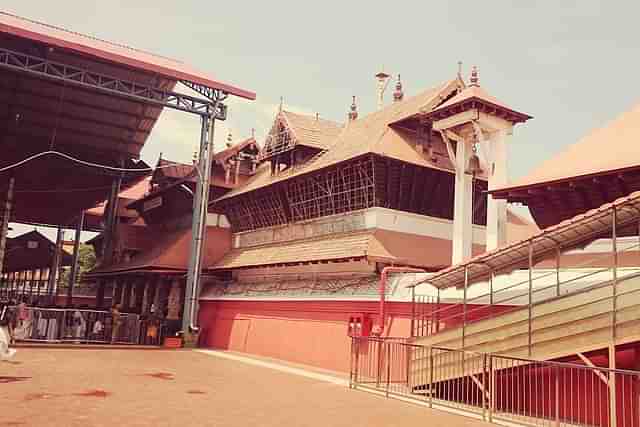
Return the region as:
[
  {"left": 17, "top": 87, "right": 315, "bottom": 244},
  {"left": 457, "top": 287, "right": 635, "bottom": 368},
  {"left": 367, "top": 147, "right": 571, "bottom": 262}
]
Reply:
[{"left": 0, "top": 300, "right": 165, "bottom": 358}]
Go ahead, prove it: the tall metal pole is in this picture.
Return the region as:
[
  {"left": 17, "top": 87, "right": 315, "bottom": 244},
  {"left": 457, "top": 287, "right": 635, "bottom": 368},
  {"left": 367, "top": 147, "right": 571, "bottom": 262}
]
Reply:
[
  {"left": 0, "top": 177, "right": 15, "bottom": 297},
  {"left": 555, "top": 246, "right": 561, "bottom": 297},
  {"left": 67, "top": 211, "right": 85, "bottom": 307},
  {"left": 528, "top": 240, "right": 533, "bottom": 357},
  {"left": 183, "top": 112, "right": 216, "bottom": 337},
  {"left": 102, "top": 172, "right": 122, "bottom": 265},
  {"left": 612, "top": 206, "right": 618, "bottom": 340},
  {"left": 462, "top": 265, "right": 468, "bottom": 350}
]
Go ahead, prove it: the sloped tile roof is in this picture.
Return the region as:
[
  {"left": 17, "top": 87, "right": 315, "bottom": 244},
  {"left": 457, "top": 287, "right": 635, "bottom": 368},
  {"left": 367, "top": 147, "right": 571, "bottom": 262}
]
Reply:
[
  {"left": 217, "top": 79, "right": 463, "bottom": 202},
  {"left": 282, "top": 111, "right": 343, "bottom": 150},
  {"left": 210, "top": 209, "right": 538, "bottom": 271},
  {"left": 428, "top": 84, "right": 531, "bottom": 123},
  {"left": 492, "top": 102, "right": 640, "bottom": 193},
  {"left": 87, "top": 226, "right": 231, "bottom": 276}
]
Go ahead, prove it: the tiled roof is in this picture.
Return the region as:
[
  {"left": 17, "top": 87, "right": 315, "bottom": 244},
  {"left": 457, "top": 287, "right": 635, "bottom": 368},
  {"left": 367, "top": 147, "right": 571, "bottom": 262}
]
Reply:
[
  {"left": 492, "top": 102, "right": 640, "bottom": 193},
  {"left": 210, "top": 209, "right": 538, "bottom": 271},
  {"left": 426, "top": 84, "right": 531, "bottom": 124},
  {"left": 85, "top": 176, "right": 151, "bottom": 218},
  {"left": 155, "top": 159, "right": 196, "bottom": 181},
  {"left": 217, "top": 79, "right": 463, "bottom": 201},
  {"left": 281, "top": 111, "right": 343, "bottom": 150},
  {"left": 87, "top": 226, "right": 232, "bottom": 276},
  {"left": 210, "top": 229, "right": 484, "bottom": 271},
  {"left": 213, "top": 137, "right": 258, "bottom": 163}
]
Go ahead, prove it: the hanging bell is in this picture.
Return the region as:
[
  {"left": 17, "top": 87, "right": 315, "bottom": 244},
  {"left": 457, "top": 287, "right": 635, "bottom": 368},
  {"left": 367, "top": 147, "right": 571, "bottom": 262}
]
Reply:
[{"left": 465, "top": 153, "right": 482, "bottom": 176}]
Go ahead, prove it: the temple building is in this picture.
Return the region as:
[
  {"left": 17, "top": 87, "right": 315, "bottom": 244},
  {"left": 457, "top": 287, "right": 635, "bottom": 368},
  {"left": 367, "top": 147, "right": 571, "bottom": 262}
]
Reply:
[
  {"left": 85, "top": 137, "right": 259, "bottom": 335},
  {"left": 197, "top": 71, "right": 539, "bottom": 371}
]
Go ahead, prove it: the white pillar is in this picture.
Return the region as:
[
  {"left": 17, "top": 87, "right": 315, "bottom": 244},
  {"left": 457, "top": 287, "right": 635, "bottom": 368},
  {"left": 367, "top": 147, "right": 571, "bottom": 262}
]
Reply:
[
  {"left": 452, "top": 137, "right": 474, "bottom": 264},
  {"left": 486, "top": 126, "right": 511, "bottom": 251}
]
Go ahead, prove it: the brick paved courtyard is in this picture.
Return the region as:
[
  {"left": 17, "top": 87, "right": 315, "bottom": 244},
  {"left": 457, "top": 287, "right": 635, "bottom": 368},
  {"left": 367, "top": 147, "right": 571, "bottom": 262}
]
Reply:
[{"left": 0, "top": 348, "right": 491, "bottom": 427}]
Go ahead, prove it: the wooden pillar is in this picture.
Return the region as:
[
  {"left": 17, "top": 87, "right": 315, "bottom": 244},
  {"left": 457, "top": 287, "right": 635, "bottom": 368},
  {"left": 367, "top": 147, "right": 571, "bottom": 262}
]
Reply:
[
  {"left": 96, "top": 280, "right": 105, "bottom": 309},
  {"left": 166, "top": 279, "right": 182, "bottom": 321},
  {"left": 134, "top": 280, "right": 144, "bottom": 313},
  {"left": 120, "top": 281, "right": 130, "bottom": 309},
  {"left": 152, "top": 279, "right": 162, "bottom": 314},
  {"left": 141, "top": 281, "right": 150, "bottom": 314}
]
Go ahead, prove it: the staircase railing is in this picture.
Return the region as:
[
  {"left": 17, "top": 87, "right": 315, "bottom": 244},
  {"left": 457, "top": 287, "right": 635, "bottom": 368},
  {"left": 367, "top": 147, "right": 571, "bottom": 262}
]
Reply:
[
  {"left": 351, "top": 336, "right": 640, "bottom": 427},
  {"left": 411, "top": 240, "right": 640, "bottom": 340}
]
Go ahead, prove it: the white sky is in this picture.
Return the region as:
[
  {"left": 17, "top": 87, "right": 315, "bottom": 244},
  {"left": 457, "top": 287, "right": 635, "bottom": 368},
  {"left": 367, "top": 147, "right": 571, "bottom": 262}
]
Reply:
[{"left": 4, "top": 1, "right": 639, "bottom": 241}]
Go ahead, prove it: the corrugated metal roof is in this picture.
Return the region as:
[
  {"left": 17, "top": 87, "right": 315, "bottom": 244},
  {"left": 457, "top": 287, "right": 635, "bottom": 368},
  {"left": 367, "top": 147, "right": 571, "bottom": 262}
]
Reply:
[
  {"left": 0, "top": 11, "right": 255, "bottom": 99},
  {"left": 414, "top": 190, "right": 640, "bottom": 290}
]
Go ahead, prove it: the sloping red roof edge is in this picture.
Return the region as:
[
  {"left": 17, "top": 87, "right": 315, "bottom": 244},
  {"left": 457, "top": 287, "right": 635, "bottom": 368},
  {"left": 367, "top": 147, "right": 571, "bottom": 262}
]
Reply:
[
  {"left": 0, "top": 12, "right": 255, "bottom": 100},
  {"left": 489, "top": 164, "right": 640, "bottom": 196}
]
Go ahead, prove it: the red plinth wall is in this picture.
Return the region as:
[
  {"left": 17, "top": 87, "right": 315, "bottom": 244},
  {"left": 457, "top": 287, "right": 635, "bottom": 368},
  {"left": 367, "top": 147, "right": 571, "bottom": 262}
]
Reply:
[{"left": 197, "top": 300, "right": 511, "bottom": 373}]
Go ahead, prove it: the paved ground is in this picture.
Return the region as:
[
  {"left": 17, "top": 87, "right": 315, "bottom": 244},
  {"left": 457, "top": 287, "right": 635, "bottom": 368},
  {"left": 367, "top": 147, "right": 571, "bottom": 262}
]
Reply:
[{"left": 0, "top": 348, "right": 492, "bottom": 427}]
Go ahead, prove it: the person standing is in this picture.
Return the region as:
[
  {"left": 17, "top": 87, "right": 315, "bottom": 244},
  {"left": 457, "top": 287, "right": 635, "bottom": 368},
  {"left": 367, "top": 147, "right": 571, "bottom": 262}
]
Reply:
[
  {"left": 110, "top": 303, "right": 122, "bottom": 344},
  {"left": 0, "top": 306, "right": 16, "bottom": 360}
]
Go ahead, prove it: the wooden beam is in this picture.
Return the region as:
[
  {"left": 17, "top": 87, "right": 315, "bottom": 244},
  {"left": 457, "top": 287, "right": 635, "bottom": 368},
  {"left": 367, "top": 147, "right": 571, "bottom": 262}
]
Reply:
[{"left": 440, "top": 130, "right": 457, "bottom": 171}]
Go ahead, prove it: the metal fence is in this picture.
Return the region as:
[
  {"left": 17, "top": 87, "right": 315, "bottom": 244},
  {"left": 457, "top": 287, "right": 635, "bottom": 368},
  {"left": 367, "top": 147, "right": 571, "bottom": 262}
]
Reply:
[
  {"left": 4, "top": 306, "right": 165, "bottom": 345},
  {"left": 350, "top": 337, "right": 640, "bottom": 427}
]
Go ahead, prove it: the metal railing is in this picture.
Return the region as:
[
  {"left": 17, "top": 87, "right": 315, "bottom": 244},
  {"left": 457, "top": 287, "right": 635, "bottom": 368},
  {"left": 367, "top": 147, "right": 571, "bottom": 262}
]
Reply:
[
  {"left": 351, "top": 337, "right": 640, "bottom": 427},
  {"left": 411, "top": 241, "right": 640, "bottom": 339},
  {"left": 4, "top": 306, "right": 165, "bottom": 345}
]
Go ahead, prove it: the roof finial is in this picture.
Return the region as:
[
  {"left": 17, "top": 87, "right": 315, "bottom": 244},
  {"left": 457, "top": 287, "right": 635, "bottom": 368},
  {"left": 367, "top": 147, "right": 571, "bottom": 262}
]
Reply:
[
  {"left": 348, "top": 96, "right": 358, "bottom": 121},
  {"left": 192, "top": 150, "right": 198, "bottom": 165},
  {"left": 315, "top": 112, "right": 319, "bottom": 121},
  {"left": 470, "top": 65, "right": 479, "bottom": 87},
  {"left": 393, "top": 74, "right": 404, "bottom": 102},
  {"left": 226, "top": 130, "right": 233, "bottom": 148},
  {"left": 457, "top": 61, "right": 463, "bottom": 78},
  {"left": 375, "top": 68, "right": 391, "bottom": 110},
  {"left": 279, "top": 96, "right": 284, "bottom": 113},
  {"left": 251, "top": 128, "right": 255, "bottom": 139}
]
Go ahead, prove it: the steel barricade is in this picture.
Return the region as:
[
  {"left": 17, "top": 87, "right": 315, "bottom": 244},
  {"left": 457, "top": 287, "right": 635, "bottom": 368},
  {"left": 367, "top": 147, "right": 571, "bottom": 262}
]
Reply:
[{"left": 351, "top": 337, "right": 640, "bottom": 427}]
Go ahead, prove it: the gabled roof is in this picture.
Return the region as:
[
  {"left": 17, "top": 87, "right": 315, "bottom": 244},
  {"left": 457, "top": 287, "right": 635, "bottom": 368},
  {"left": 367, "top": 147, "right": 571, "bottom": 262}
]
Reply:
[
  {"left": 280, "top": 110, "right": 343, "bottom": 150},
  {"left": 4, "top": 230, "right": 72, "bottom": 272},
  {"left": 0, "top": 11, "right": 255, "bottom": 99},
  {"left": 85, "top": 176, "right": 151, "bottom": 219},
  {"left": 153, "top": 137, "right": 258, "bottom": 184},
  {"left": 213, "top": 137, "right": 259, "bottom": 164},
  {"left": 491, "top": 102, "right": 640, "bottom": 194},
  {"left": 153, "top": 158, "right": 196, "bottom": 182},
  {"left": 216, "top": 78, "right": 463, "bottom": 202},
  {"left": 426, "top": 84, "right": 532, "bottom": 124}
]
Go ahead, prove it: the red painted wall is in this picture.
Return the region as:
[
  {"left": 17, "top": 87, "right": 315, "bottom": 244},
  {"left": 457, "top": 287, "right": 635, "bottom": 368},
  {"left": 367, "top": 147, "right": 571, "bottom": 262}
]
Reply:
[{"left": 198, "top": 300, "right": 513, "bottom": 373}]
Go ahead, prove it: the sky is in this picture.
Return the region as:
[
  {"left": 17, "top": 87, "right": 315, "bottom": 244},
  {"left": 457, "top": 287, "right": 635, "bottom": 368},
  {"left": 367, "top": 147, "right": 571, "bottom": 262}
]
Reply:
[{"left": 4, "top": 0, "right": 640, "bottom": 240}]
